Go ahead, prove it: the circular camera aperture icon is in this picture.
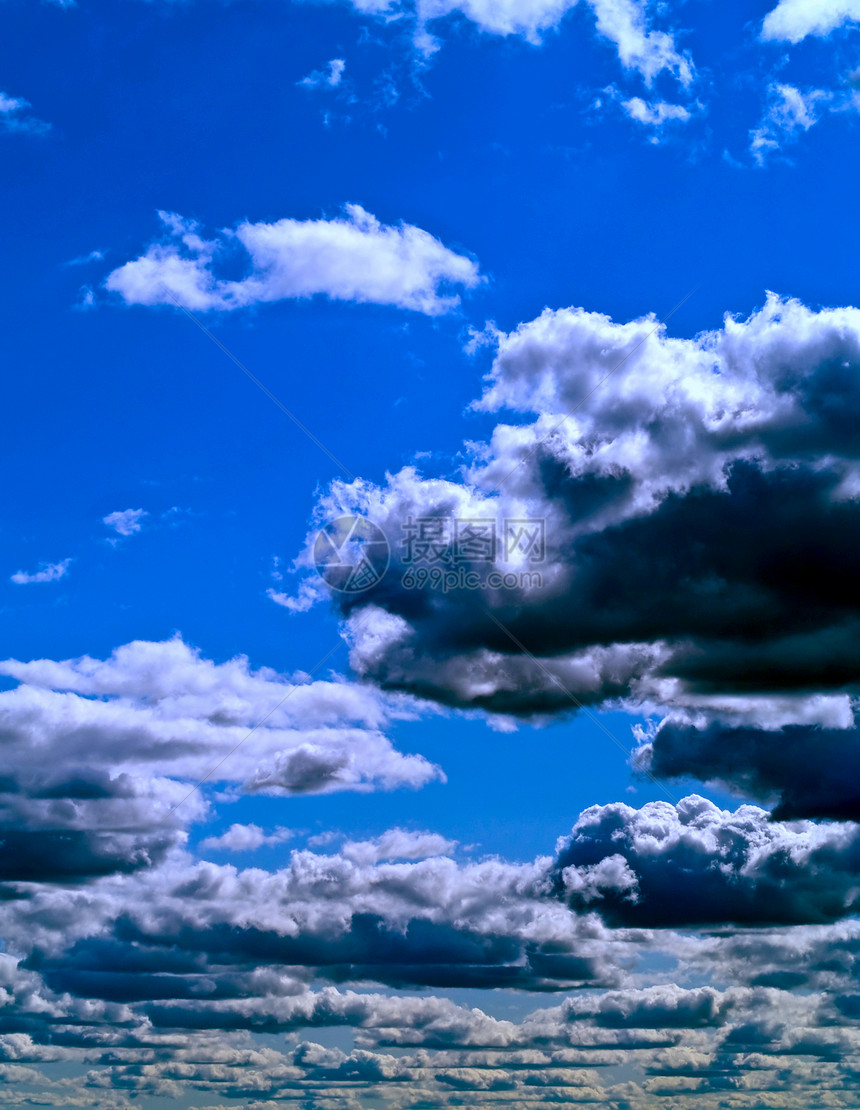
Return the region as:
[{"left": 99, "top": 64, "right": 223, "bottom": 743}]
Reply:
[{"left": 313, "top": 516, "right": 390, "bottom": 594}]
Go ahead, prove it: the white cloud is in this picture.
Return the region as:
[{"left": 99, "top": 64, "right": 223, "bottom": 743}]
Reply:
[
  {"left": 103, "top": 508, "right": 148, "bottom": 536},
  {"left": 762, "top": 0, "right": 860, "bottom": 43},
  {"left": 587, "top": 0, "right": 692, "bottom": 85},
  {"left": 10, "top": 559, "right": 71, "bottom": 585},
  {"left": 622, "top": 96, "right": 691, "bottom": 127},
  {"left": 199, "top": 823, "right": 293, "bottom": 852},
  {"left": 748, "top": 82, "right": 860, "bottom": 164},
  {"left": 341, "top": 827, "right": 458, "bottom": 863},
  {"left": 0, "top": 91, "right": 50, "bottom": 135},
  {"left": 298, "top": 58, "right": 346, "bottom": 88},
  {"left": 416, "top": 0, "right": 576, "bottom": 41},
  {"left": 0, "top": 636, "right": 450, "bottom": 894},
  {"left": 267, "top": 578, "right": 326, "bottom": 613},
  {"left": 105, "top": 206, "right": 482, "bottom": 315}
]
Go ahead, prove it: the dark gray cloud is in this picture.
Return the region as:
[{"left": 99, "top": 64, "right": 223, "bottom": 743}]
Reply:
[
  {"left": 0, "top": 828, "right": 173, "bottom": 886},
  {"left": 311, "top": 303, "right": 857, "bottom": 697},
  {"left": 556, "top": 794, "right": 860, "bottom": 927},
  {"left": 276, "top": 296, "right": 860, "bottom": 835},
  {"left": 638, "top": 719, "right": 860, "bottom": 820},
  {"left": 333, "top": 461, "right": 860, "bottom": 717}
]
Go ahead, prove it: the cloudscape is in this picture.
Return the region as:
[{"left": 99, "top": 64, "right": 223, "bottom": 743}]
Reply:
[{"left": 3, "top": 0, "right": 860, "bottom": 1106}]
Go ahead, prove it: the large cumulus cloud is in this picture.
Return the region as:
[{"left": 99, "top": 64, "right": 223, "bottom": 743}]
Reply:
[
  {"left": 556, "top": 794, "right": 860, "bottom": 927},
  {"left": 283, "top": 294, "right": 860, "bottom": 813}
]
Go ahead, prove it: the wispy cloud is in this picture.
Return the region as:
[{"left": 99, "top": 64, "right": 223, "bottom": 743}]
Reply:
[
  {"left": 65, "top": 249, "right": 105, "bottom": 267},
  {"left": 750, "top": 82, "right": 832, "bottom": 164},
  {"left": 10, "top": 558, "right": 71, "bottom": 585},
  {"left": 103, "top": 508, "right": 148, "bottom": 536},
  {"left": 0, "top": 90, "right": 50, "bottom": 135}
]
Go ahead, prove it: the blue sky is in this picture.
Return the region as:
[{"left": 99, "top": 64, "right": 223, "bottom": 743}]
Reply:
[{"left": 4, "top": 0, "right": 860, "bottom": 1107}]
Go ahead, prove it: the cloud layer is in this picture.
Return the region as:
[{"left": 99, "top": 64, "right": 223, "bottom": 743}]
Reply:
[
  {"left": 0, "top": 637, "right": 441, "bottom": 888},
  {"left": 4, "top": 628, "right": 860, "bottom": 1105},
  {"left": 6, "top": 791, "right": 860, "bottom": 1106}
]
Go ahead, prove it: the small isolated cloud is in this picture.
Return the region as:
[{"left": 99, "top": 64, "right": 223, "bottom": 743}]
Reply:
[
  {"left": 103, "top": 508, "right": 148, "bottom": 536},
  {"left": 622, "top": 96, "right": 691, "bottom": 127},
  {"left": 105, "top": 206, "right": 482, "bottom": 316},
  {"left": 761, "top": 0, "right": 860, "bottom": 43},
  {"left": 0, "top": 91, "right": 50, "bottom": 135},
  {"left": 299, "top": 58, "right": 346, "bottom": 89},
  {"left": 199, "top": 823, "right": 293, "bottom": 853},
  {"left": 10, "top": 559, "right": 71, "bottom": 585}
]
